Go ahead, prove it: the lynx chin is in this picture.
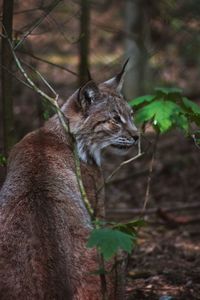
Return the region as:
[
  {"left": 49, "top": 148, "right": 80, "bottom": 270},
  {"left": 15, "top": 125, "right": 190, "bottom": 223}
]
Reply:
[{"left": 0, "top": 61, "right": 138, "bottom": 300}]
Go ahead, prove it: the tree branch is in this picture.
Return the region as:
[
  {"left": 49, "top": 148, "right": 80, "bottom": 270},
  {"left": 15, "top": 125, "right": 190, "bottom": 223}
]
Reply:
[
  {"left": 101, "top": 134, "right": 144, "bottom": 191},
  {"left": 0, "top": 62, "right": 33, "bottom": 89},
  {"left": 1, "top": 0, "right": 15, "bottom": 157},
  {"left": 19, "top": 50, "right": 78, "bottom": 76},
  {"left": 107, "top": 202, "right": 200, "bottom": 217},
  {"left": 191, "top": 134, "right": 200, "bottom": 150},
  {"left": 14, "top": 0, "right": 62, "bottom": 50},
  {"left": 1, "top": 27, "right": 93, "bottom": 219},
  {"left": 20, "top": 59, "right": 58, "bottom": 97},
  {"left": 142, "top": 132, "right": 159, "bottom": 213}
]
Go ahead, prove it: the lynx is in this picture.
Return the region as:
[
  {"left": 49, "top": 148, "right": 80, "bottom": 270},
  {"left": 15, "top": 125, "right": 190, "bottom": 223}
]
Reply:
[{"left": 0, "top": 62, "right": 138, "bottom": 300}]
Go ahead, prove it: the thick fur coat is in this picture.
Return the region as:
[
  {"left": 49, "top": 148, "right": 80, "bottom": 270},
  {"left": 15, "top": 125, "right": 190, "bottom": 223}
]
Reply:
[{"left": 0, "top": 66, "right": 138, "bottom": 300}]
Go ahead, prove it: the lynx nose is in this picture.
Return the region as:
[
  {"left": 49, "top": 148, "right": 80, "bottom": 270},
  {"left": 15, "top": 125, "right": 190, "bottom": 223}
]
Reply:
[
  {"left": 133, "top": 135, "right": 139, "bottom": 142},
  {"left": 126, "top": 120, "right": 139, "bottom": 143},
  {"left": 129, "top": 128, "right": 139, "bottom": 144}
]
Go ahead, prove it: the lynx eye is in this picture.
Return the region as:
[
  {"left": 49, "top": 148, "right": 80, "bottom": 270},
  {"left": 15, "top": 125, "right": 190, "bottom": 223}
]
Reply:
[{"left": 113, "top": 115, "right": 121, "bottom": 123}]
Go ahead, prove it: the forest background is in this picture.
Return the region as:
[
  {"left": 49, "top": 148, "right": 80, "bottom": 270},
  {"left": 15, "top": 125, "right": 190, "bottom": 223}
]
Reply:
[{"left": 0, "top": 1, "right": 200, "bottom": 299}]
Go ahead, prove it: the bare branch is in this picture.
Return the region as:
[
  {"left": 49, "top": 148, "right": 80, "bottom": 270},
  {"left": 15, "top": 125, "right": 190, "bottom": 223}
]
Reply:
[
  {"left": 104, "top": 154, "right": 143, "bottom": 188},
  {"left": 47, "top": 14, "right": 82, "bottom": 44},
  {"left": 14, "top": 0, "right": 62, "bottom": 50},
  {"left": 0, "top": 6, "right": 49, "bottom": 18},
  {"left": 104, "top": 134, "right": 143, "bottom": 187},
  {"left": 142, "top": 132, "right": 159, "bottom": 212},
  {"left": 73, "top": 142, "right": 94, "bottom": 217},
  {"left": 107, "top": 202, "right": 200, "bottom": 217},
  {"left": 191, "top": 134, "right": 200, "bottom": 150},
  {"left": 19, "top": 50, "right": 78, "bottom": 76},
  {"left": 106, "top": 169, "right": 148, "bottom": 186},
  {"left": 21, "top": 59, "right": 58, "bottom": 97},
  {"left": 0, "top": 63, "right": 33, "bottom": 90},
  {"left": 2, "top": 25, "right": 93, "bottom": 218},
  {"left": 1, "top": 0, "right": 15, "bottom": 156},
  {"left": 6, "top": 37, "right": 57, "bottom": 107},
  {"left": 97, "top": 135, "right": 144, "bottom": 196}
]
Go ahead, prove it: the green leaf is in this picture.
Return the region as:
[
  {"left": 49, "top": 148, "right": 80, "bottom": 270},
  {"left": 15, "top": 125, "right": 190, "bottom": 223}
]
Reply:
[
  {"left": 182, "top": 97, "right": 200, "bottom": 116},
  {"left": 134, "top": 102, "right": 156, "bottom": 124},
  {"left": 129, "top": 95, "right": 155, "bottom": 107},
  {"left": 181, "top": 97, "right": 200, "bottom": 126},
  {"left": 135, "top": 100, "right": 184, "bottom": 133},
  {"left": 155, "top": 87, "right": 182, "bottom": 95},
  {"left": 87, "top": 228, "right": 135, "bottom": 261},
  {"left": 173, "top": 114, "right": 189, "bottom": 133}
]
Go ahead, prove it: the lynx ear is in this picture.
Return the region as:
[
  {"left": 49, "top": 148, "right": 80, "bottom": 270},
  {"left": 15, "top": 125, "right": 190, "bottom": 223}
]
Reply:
[
  {"left": 78, "top": 80, "right": 100, "bottom": 111},
  {"left": 103, "top": 58, "right": 129, "bottom": 92}
]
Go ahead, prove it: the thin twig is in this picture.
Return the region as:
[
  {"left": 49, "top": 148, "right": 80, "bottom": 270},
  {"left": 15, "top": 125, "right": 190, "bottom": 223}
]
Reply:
[
  {"left": 191, "top": 134, "right": 200, "bottom": 150},
  {"left": 105, "top": 153, "right": 143, "bottom": 187},
  {"left": 3, "top": 26, "right": 93, "bottom": 219},
  {"left": 73, "top": 141, "right": 94, "bottom": 217},
  {"left": 0, "top": 63, "right": 33, "bottom": 90},
  {"left": 142, "top": 132, "right": 159, "bottom": 212},
  {"left": 99, "top": 254, "right": 108, "bottom": 300},
  {"left": 107, "top": 202, "right": 200, "bottom": 217},
  {"left": 19, "top": 50, "right": 78, "bottom": 76},
  {"left": 6, "top": 37, "right": 57, "bottom": 106},
  {"left": 21, "top": 59, "right": 58, "bottom": 97},
  {"left": 100, "top": 134, "right": 144, "bottom": 192},
  {"left": 0, "top": 6, "right": 47, "bottom": 18},
  {"left": 47, "top": 14, "right": 82, "bottom": 44},
  {"left": 107, "top": 169, "right": 148, "bottom": 186},
  {"left": 14, "top": 0, "right": 61, "bottom": 50}
]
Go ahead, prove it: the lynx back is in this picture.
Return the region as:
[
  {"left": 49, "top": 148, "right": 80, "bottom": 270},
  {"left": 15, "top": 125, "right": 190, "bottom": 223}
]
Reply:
[{"left": 0, "top": 62, "right": 138, "bottom": 300}]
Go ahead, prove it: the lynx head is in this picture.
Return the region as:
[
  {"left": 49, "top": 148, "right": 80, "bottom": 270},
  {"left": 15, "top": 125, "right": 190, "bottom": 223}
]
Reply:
[{"left": 64, "top": 60, "right": 139, "bottom": 165}]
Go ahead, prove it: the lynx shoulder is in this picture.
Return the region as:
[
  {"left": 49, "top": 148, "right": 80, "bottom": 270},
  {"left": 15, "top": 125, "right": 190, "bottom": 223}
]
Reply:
[{"left": 0, "top": 63, "right": 138, "bottom": 300}]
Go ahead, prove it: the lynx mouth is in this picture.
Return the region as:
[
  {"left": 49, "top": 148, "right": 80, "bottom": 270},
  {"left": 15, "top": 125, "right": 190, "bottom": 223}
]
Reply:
[
  {"left": 111, "top": 136, "right": 139, "bottom": 150},
  {"left": 111, "top": 143, "right": 134, "bottom": 150}
]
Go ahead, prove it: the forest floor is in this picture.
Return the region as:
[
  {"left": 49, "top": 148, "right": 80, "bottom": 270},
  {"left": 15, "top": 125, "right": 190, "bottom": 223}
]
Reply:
[{"left": 104, "top": 131, "right": 200, "bottom": 300}]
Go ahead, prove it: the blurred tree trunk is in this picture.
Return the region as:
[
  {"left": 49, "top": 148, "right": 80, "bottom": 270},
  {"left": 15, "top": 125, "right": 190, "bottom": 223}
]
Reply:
[
  {"left": 79, "top": 0, "right": 90, "bottom": 85},
  {"left": 1, "top": 0, "right": 15, "bottom": 158},
  {"left": 123, "top": 0, "right": 150, "bottom": 100}
]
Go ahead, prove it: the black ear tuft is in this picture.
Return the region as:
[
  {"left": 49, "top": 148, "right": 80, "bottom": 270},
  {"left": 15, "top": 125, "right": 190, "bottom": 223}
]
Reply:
[
  {"left": 116, "top": 58, "right": 129, "bottom": 86},
  {"left": 87, "top": 68, "right": 92, "bottom": 81},
  {"left": 78, "top": 80, "right": 99, "bottom": 112},
  {"left": 102, "top": 58, "right": 129, "bottom": 92}
]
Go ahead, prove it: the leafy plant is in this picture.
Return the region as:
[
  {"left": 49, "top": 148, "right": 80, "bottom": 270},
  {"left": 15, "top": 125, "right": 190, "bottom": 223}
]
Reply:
[
  {"left": 87, "top": 219, "right": 144, "bottom": 261},
  {"left": 129, "top": 87, "right": 200, "bottom": 133},
  {"left": 87, "top": 228, "right": 135, "bottom": 261}
]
